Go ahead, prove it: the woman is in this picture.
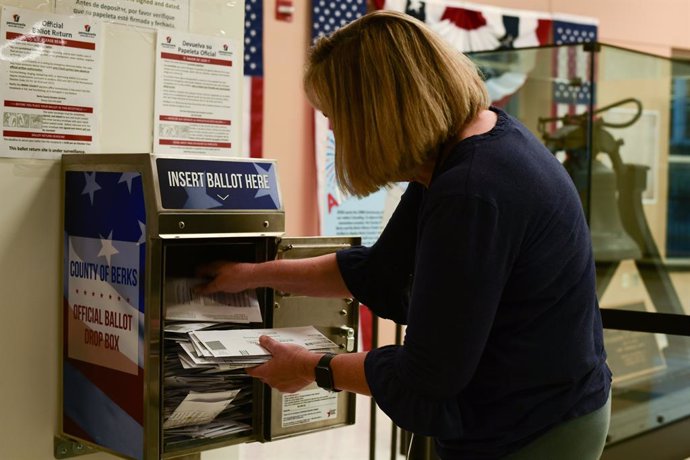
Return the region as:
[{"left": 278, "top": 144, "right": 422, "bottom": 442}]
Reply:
[{"left": 198, "top": 10, "right": 611, "bottom": 459}]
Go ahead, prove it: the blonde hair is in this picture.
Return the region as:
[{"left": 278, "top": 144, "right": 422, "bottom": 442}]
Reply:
[{"left": 304, "top": 10, "right": 490, "bottom": 197}]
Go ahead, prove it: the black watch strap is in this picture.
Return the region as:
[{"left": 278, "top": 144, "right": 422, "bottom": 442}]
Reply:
[{"left": 314, "top": 352, "right": 341, "bottom": 392}]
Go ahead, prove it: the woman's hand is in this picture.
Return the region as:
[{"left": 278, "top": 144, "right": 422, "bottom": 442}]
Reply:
[
  {"left": 195, "top": 261, "right": 257, "bottom": 294},
  {"left": 196, "top": 254, "right": 350, "bottom": 298},
  {"left": 246, "top": 335, "right": 320, "bottom": 393}
]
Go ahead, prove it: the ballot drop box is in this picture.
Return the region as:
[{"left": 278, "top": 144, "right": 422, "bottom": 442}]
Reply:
[{"left": 59, "top": 154, "right": 359, "bottom": 460}]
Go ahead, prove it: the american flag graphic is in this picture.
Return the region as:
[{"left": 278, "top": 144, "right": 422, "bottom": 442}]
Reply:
[
  {"left": 63, "top": 170, "right": 146, "bottom": 459},
  {"left": 243, "top": 0, "right": 264, "bottom": 158}
]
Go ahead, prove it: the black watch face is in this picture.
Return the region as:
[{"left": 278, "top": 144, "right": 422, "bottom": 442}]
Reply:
[{"left": 315, "top": 365, "right": 334, "bottom": 390}]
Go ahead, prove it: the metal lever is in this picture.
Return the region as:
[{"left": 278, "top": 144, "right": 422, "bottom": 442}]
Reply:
[{"left": 340, "top": 326, "right": 355, "bottom": 352}]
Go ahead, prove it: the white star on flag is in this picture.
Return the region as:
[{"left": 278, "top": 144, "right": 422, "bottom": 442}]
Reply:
[
  {"left": 82, "top": 172, "right": 101, "bottom": 205},
  {"left": 118, "top": 172, "right": 140, "bottom": 193},
  {"left": 409, "top": 0, "right": 423, "bottom": 12},
  {"left": 98, "top": 230, "right": 119, "bottom": 266},
  {"left": 252, "top": 163, "right": 280, "bottom": 208}
]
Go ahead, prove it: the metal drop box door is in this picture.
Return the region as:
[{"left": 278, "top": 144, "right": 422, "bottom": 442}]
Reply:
[{"left": 59, "top": 154, "right": 359, "bottom": 460}]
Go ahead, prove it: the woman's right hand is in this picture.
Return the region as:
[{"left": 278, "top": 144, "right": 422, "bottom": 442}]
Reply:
[{"left": 194, "top": 261, "right": 258, "bottom": 295}]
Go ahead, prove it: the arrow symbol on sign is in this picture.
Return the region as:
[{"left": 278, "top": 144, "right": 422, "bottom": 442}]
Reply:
[{"left": 217, "top": 194, "right": 229, "bottom": 201}]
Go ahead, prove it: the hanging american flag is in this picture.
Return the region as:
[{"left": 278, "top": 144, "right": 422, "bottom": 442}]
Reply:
[
  {"left": 310, "top": 0, "right": 367, "bottom": 232},
  {"left": 243, "top": 0, "right": 264, "bottom": 158},
  {"left": 310, "top": 0, "right": 367, "bottom": 244},
  {"left": 311, "top": 0, "right": 367, "bottom": 43},
  {"left": 551, "top": 16, "right": 598, "bottom": 118},
  {"left": 310, "top": 0, "right": 370, "bottom": 350}
]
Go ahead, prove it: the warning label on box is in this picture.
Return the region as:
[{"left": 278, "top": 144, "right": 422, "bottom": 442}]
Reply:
[{"left": 282, "top": 388, "right": 338, "bottom": 428}]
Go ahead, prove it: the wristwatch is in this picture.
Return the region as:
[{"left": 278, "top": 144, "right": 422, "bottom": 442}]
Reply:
[{"left": 314, "top": 352, "right": 341, "bottom": 392}]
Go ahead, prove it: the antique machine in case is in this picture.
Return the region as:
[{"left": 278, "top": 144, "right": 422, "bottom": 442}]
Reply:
[{"left": 468, "top": 43, "right": 690, "bottom": 459}]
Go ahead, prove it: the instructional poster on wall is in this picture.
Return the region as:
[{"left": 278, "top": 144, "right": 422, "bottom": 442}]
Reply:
[
  {"left": 55, "top": 0, "right": 190, "bottom": 30},
  {"left": 154, "top": 29, "right": 237, "bottom": 156},
  {"left": 0, "top": 6, "right": 102, "bottom": 158}
]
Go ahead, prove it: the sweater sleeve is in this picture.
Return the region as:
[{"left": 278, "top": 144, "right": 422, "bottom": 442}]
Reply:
[
  {"left": 335, "top": 184, "right": 423, "bottom": 323},
  {"left": 364, "top": 192, "right": 515, "bottom": 437}
]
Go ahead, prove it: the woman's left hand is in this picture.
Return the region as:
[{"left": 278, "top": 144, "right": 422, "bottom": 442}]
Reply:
[{"left": 246, "top": 335, "right": 318, "bottom": 393}]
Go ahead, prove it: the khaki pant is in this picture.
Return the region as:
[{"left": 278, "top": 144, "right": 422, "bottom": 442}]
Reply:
[
  {"left": 408, "top": 393, "right": 611, "bottom": 460},
  {"left": 504, "top": 393, "right": 612, "bottom": 460}
]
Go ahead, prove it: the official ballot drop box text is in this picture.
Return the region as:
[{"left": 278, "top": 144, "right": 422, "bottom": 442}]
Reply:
[{"left": 60, "top": 154, "right": 359, "bottom": 460}]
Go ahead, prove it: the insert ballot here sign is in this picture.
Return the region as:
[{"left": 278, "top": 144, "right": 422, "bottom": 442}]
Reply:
[{"left": 156, "top": 157, "right": 281, "bottom": 210}]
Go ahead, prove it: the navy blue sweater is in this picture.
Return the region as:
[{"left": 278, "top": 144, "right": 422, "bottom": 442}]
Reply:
[{"left": 336, "top": 107, "right": 611, "bottom": 459}]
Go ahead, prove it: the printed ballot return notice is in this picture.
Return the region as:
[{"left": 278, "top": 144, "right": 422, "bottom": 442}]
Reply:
[{"left": 60, "top": 154, "right": 359, "bottom": 460}]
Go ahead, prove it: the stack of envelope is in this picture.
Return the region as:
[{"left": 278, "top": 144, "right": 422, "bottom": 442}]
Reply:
[
  {"left": 161, "top": 277, "right": 339, "bottom": 447},
  {"left": 162, "top": 277, "right": 262, "bottom": 446}
]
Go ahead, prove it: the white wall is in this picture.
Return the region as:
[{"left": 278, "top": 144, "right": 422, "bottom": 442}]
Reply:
[
  {"left": 0, "top": 0, "right": 242, "bottom": 458},
  {"left": 0, "top": 157, "right": 64, "bottom": 460}
]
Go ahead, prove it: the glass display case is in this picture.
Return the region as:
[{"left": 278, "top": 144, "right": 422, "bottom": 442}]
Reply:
[{"left": 468, "top": 43, "right": 690, "bottom": 459}]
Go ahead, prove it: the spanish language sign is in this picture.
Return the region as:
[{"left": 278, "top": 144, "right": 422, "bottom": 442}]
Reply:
[
  {"left": 0, "top": 6, "right": 102, "bottom": 158},
  {"left": 154, "top": 30, "right": 238, "bottom": 155},
  {"left": 55, "top": 0, "right": 190, "bottom": 31}
]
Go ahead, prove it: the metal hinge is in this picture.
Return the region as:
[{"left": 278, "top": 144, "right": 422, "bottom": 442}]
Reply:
[
  {"left": 340, "top": 326, "right": 356, "bottom": 352},
  {"left": 54, "top": 436, "right": 95, "bottom": 459}
]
